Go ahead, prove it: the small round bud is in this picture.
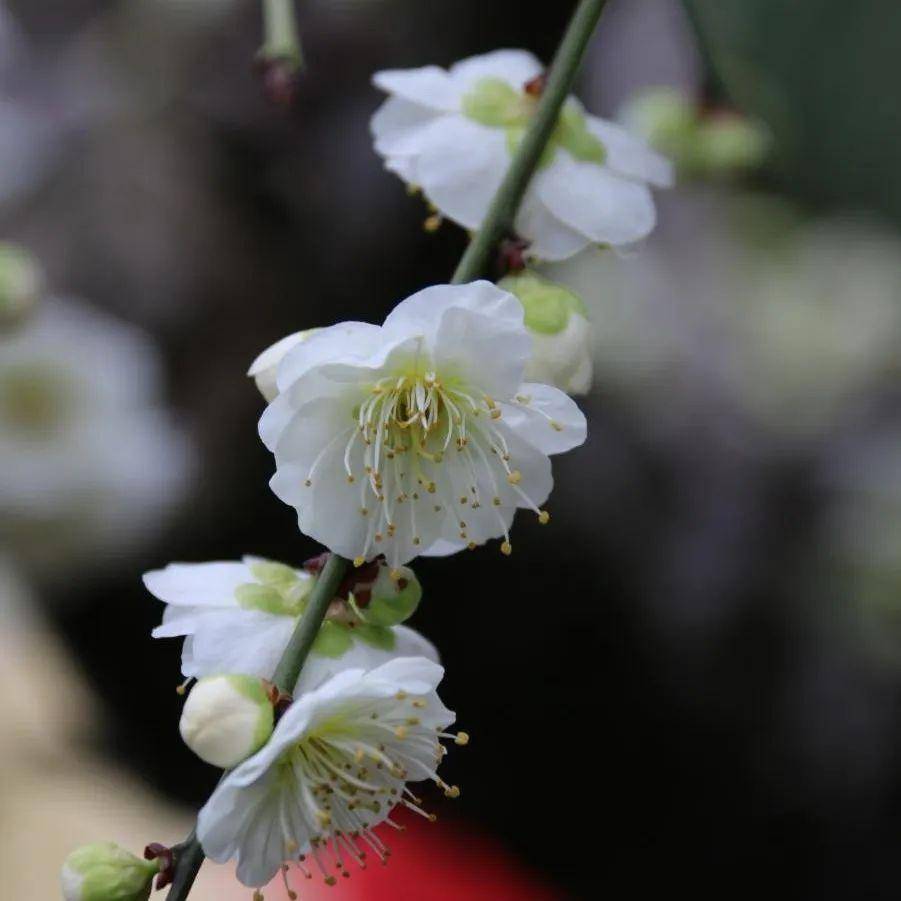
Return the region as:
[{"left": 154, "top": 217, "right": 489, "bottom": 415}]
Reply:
[
  {"left": 362, "top": 564, "right": 422, "bottom": 627},
  {"left": 697, "top": 114, "right": 771, "bottom": 176},
  {"left": 0, "top": 242, "right": 42, "bottom": 331},
  {"left": 247, "top": 329, "right": 318, "bottom": 402},
  {"left": 620, "top": 86, "right": 696, "bottom": 162},
  {"left": 498, "top": 271, "right": 592, "bottom": 395},
  {"left": 179, "top": 674, "right": 274, "bottom": 768},
  {"left": 61, "top": 842, "right": 158, "bottom": 901}
]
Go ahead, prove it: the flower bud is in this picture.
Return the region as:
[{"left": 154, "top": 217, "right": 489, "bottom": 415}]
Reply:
[
  {"left": 696, "top": 114, "right": 770, "bottom": 176},
  {"left": 60, "top": 842, "right": 158, "bottom": 901},
  {"left": 499, "top": 271, "right": 592, "bottom": 395},
  {"left": 361, "top": 564, "right": 422, "bottom": 627},
  {"left": 179, "top": 674, "right": 274, "bottom": 768},
  {"left": 619, "top": 86, "right": 696, "bottom": 164},
  {"left": 247, "top": 329, "right": 316, "bottom": 401},
  {"left": 0, "top": 242, "right": 42, "bottom": 331}
]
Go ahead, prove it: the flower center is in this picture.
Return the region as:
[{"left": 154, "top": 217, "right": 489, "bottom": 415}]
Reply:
[{"left": 460, "top": 76, "right": 607, "bottom": 167}]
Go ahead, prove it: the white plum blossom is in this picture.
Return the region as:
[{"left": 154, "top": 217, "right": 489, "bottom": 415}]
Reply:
[
  {"left": 144, "top": 556, "right": 436, "bottom": 694},
  {"left": 257, "top": 280, "right": 587, "bottom": 567},
  {"left": 371, "top": 49, "right": 672, "bottom": 261},
  {"left": 179, "top": 674, "right": 275, "bottom": 769},
  {"left": 0, "top": 298, "right": 191, "bottom": 575},
  {"left": 196, "top": 657, "right": 463, "bottom": 890}
]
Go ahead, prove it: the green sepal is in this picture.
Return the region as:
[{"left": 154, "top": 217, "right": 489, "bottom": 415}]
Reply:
[
  {"left": 505, "top": 125, "right": 557, "bottom": 169},
  {"left": 223, "top": 674, "right": 274, "bottom": 753},
  {"left": 498, "top": 271, "right": 588, "bottom": 335},
  {"left": 555, "top": 103, "right": 607, "bottom": 165},
  {"left": 312, "top": 621, "right": 354, "bottom": 658},
  {"left": 462, "top": 77, "right": 530, "bottom": 127},
  {"left": 249, "top": 559, "right": 300, "bottom": 591},
  {"left": 235, "top": 583, "right": 292, "bottom": 616},
  {"left": 362, "top": 566, "right": 423, "bottom": 626},
  {"left": 354, "top": 624, "right": 397, "bottom": 651}
]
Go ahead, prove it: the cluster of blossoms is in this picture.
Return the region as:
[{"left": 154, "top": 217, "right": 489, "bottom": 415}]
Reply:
[{"left": 62, "top": 40, "right": 670, "bottom": 901}]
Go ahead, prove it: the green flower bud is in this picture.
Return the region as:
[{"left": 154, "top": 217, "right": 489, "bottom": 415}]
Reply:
[
  {"left": 362, "top": 564, "right": 422, "bottom": 627},
  {"left": 620, "top": 86, "right": 697, "bottom": 162},
  {"left": 697, "top": 115, "right": 770, "bottom": 176},
  {"left": 0, "top": 243, "right": 42, "bottom": 331},
  {"left": 61, "top": 842, "right": 158, "bottom": 901},
  {"left": 499, "top": 271, "right": 592, "bottom": 395},
  {"left": 179, "top": 674, "right": 274, "bottom": 768}
]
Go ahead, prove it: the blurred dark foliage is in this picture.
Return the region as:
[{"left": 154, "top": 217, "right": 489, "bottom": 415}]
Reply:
[{"left": 5, "top": 1, "right": 901, "bottom": 899}]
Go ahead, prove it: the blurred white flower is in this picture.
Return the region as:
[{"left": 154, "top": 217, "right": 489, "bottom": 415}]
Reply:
[
  {"left": 0, "top": 298, "right": 191, "bottom": 574},
  {"left": 544, "top": 197, "right": 901, "bottom": 443},
  {"left": 258, "top": 281, "right": 587, "bottom": 566},
  {"left": 498, "top": 270, "right": 592, "bottom": 395},
  {"left": 0, "top": 242, "right": 42, "bottom": 330},
  {"left": 196, "top": 657, "right": 462, "bottom": 890},
  {"left": 371, "top": 49, "right": 672, "bottom": 260},
  {"left": 145, "top": 556, "right": 435, "bottom": 693}
]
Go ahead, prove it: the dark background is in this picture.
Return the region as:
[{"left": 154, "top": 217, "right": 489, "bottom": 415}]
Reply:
[{"left": 4, "top": 1, "right": 901, "bottom": 898}]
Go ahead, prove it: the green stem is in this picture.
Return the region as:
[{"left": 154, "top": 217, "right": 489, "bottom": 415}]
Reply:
[
  {"left": 165, "top": 554, "right": 349, "bottom": 900},
  {"left": 452, "top": 0, "right": 610, "bottom": 285},
  {"left": 166, "top": 2, "right": 608, "bottom": 896},
  {"left": 260, "top": 0, "right": 303, "bottom": 69}
]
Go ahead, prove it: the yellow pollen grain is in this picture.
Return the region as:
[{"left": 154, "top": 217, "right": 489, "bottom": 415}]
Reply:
[
  {"left": 538, "top": 510, "right": 550, "bottom": 524},
  {"left": 444, "top": 785, "right": 461, "bottom": 799},
  {"left": 500, "top": 541, "right": 512, "bottom": 556},
  {"left": 353, "top": 556, "right": 365, "bottom": 568},
  {"left": 506, "top": 470, "right": 522, "bottom": 485},
  {"left": 455, "top": 731, "right": 470, "bottom": 745}
]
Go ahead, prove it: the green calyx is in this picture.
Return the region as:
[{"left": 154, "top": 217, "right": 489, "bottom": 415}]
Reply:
[
  {"left": 498, "top": 271, "right": 588, "bottom": 335},
  {"left": 65, "top": 843, "right": 158, "bottom": 901},
  {"left": 359, "top": 565, "right": 422, "bottom": 627},
  {"left": 235, "top": 559, "right": 312, "bottom": 616},
  {"left": 311, "top": 619, "right": 397, "bottom": 657},
  {"left": 462, "top": 78, "right": 606, "bottom": 169}
]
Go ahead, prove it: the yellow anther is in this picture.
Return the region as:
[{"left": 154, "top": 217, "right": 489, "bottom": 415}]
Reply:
[
  {"left": 304, "top": 479, "right": 312, "bottom": 487},
  {"left": 444, "top": 785, "right": 461, "bottom": 799},
  {"left": 346, "top": 474, "right": 355, "bottom": 483},
  {"left": 538, "top": 510, "right": 550, "bottom": 524},
  {"left": 492, "top": 496, "right": 501, "bottom": 506},
  {"left": 316, "top": 810, "right": 332, "bottom": 827},
  {"left": 253, "top": 892, "right": 265, "bottom": 901},
  {"left": 490, "top": 408, "right": 502, "bottom": 420},
  {"left": 413, "top": 536, "right": 422, "bottom": 546},
  {"left": 506, "top": 470, "right": 522, "bottom": 485},
  {"left": 550, "top": 420, "right": 563, "bottom": 431},
  {"left": 406, "top": 716, "right": 421, "bottom": 726},
  {"left": 285, "top": 839, "right": 298, "bottom": 854},
  {"left": 412, "top": 699, "right": 427, "bottom": 708},
  {"left": 395, "top": 690, "right": 408, "bottom": 700},
  {"left": 359, "top": 507, "right": 369, "bottom": 516},
  {"left": 325, "top": 875, "right": 338, "bottom": 886},
  {"left": 389, "top": 568, "right": 403, "bottom": 582},
  {"left": 353, "top": 556, "right": 365, "bottom": 568},
  {"left": 394, "top": 725, "right": 408, "bottom": 739},
  {"left": 423, "top": 213, "right": 442, "bottom": 232},
  {"left": 500, "top": 541, "right": 512, "bottom": 556},
  {"left": 467, "top": 541, "right": 477, "bottom": 550},
  {"left": 455, "top": 731, "right": 470, "bottom": 746}
]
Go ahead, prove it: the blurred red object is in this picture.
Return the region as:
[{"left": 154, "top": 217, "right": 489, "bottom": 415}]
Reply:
[{"left": 267, "top": 809, "right": 560, "bottom": 900}]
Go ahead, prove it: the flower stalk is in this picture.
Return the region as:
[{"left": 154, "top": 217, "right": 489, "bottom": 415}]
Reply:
[
  {"left": 166, "top": 1, "right": 608, "bottom": 896},
  {"left": 260, "top": 0, "right": 302, "bottom": 70}
]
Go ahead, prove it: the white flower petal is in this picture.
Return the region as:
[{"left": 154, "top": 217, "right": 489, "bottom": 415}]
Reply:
[
  {"left": 370, "top": 96, "right": 444, "bottom": 158},
  {"left": 516, "top": 189, "right": 594, "bottom": 262},
  {"left": 142, "top": 562, "right": 249, "bottom": 608},
  {"left": 411, "top": 115, "right": 508, "bottom": 231},
  {"left": 534, "top": 154, "right": 657, "bottom": 248},
  {"left": 448, "top": 48, "right": 543, "bottom": 90},
  {"left": 499, "top": 382, "right": 588, "bottom": 455},
  {"left": 586, "top": 114, "right": 674, "bottom": 188},
  {"left": 372, "top": 66, "right": 461, "bottom": 111}
]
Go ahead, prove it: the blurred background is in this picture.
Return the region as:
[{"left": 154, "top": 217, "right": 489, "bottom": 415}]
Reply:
[{"left": 2, "top": 0, "right": 901, "bottom": 898}]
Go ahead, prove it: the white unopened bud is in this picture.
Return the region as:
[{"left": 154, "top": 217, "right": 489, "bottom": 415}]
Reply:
[
  {"left": 179, "top": 674, "right": 274, "bottom": 768},
  {"left": 0, "top": 242, "right": 42, "bottom": 331},
  {"left": 247, "top": 329, "right": 317, "bottom": 401},
  {"left": 499, "top": 271, "right": 592, "bottom": 395},
  {"left": 61, "top": 842, "right": 158, "bottom": 901}
]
